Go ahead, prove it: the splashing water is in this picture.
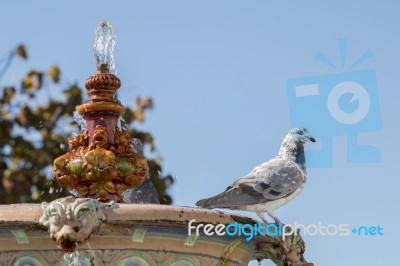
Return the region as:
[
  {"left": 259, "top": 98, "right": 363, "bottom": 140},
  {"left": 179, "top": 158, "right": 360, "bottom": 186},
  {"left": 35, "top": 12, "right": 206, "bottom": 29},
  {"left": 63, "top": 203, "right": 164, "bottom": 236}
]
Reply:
[
  {"left": 73, "top": 111, "right": 87, "bottom": 131},
  {"left": 69, "top": 189, "right": 78, "bottom": 197},
  {"left": 86, "top": 242, "right": 96, "bottom": 263},
  {"left": 117, "top": 116, "right": 143, "bottom": 154},
  {"left": 94, "top": 20, "right": 116, "bottom": 74},
  {"left": 131, "top": 138, "right": 143, "bottom": 155},
  {"left": 117, "top": 116, "right": 128, "bottom": 131},
  {"left": 62, "top": 251, "right": 84, "bottom": 266},
  {"left": 117, "top": 117, "right": 122, "bottom": 131}
]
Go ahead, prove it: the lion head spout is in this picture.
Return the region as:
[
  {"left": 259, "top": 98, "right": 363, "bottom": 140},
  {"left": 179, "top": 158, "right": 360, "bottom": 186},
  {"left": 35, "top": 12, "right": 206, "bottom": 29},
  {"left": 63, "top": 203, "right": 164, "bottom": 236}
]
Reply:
[{"left": 40, "top": 196, "right": 115, "bottom": 252}]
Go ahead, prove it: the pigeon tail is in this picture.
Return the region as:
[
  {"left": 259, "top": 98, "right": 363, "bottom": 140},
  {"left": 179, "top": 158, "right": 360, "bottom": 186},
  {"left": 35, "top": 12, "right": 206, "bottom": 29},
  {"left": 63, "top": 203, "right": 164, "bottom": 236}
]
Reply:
[
  {"left": 196, "top": 193, "right": 229, "bottom": 209},
  {"left": 195, "top": 198, "right": 213, "bottom": 208},
  {"left": 196, "top": 189, "right": 238, "bottom": 209}
]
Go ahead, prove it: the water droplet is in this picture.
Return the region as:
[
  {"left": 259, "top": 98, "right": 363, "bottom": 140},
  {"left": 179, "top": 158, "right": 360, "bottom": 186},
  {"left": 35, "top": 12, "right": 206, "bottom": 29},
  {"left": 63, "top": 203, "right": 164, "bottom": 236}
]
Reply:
[
  {"left": 131, "top": 138, "right": 143, "bottom": 155},
  {"left": 117, "top": 117, "right": 128, "bottom": 131},
  {"left": 117, "top": 118, "right": 122, "bottom": 131},
  {"left": 164, "top": 175, "right": 174, "bottom": 187},
  {"left": 60, "top": 143, "right": 65, "bottom": 149},
  {"left": 73, "top": 111, "right": 87, "bottom": 131},
  {"left": 63, "top": 251, "right": 86, "bottom": 266},
  {"left": 69, "top": 189, "right": 78, "bottom": 197},
  {"left": 49, "top": 187, "right": 54, "bottom": 194}
]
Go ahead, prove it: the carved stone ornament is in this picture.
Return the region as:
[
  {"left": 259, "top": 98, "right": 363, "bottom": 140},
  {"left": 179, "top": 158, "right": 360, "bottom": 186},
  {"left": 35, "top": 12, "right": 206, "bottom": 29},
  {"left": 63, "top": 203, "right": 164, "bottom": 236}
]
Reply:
[{"left": 39, "top": 196, "right": 115, "bottom": 253}]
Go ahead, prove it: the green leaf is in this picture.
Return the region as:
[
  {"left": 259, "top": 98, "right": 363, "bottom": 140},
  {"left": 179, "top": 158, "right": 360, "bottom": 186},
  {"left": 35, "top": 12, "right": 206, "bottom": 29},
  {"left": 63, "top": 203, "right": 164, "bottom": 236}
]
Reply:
[
  {"left": 1, "top": 87, "right": 15, "bottom": 104},
  {"left": 46, "top": 65, "right": 61, "bottom": 83},
  {"left": 15, "top": 44, "right": 28, "bottom": 60}
]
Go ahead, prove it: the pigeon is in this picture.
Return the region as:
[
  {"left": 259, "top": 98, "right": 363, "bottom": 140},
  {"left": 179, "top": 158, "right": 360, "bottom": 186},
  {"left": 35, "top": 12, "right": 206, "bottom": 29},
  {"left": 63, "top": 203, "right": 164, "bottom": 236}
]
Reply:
[
  {"left": 122, "top": 139, "right": 160, "bottom": 204},
  {"left": 196, "top": 127, "right": 315, "bottom": 224},
  {"left": 122, "top": 179, "right": 160, "bottom": 204}
]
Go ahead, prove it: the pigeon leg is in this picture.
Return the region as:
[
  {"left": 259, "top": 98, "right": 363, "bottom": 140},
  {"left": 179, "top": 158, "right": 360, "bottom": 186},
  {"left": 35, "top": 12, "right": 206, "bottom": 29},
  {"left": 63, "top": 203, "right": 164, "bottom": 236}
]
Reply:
[
  {"left": 266, "top": 211, "right": 281, "bottom": 225},
  {"left": 256, "top": 212, "right": 269, "bottom": 224},
  {"left": 272, "top": 216, "right": 281, "bottom": 225}
]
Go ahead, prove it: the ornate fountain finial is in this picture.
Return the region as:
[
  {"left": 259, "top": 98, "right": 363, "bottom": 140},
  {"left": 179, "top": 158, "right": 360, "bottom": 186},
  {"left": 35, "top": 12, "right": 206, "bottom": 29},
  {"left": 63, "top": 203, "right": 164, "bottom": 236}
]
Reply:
[{"left": 52, "top": 20, "right": 149, "bottom": 202}]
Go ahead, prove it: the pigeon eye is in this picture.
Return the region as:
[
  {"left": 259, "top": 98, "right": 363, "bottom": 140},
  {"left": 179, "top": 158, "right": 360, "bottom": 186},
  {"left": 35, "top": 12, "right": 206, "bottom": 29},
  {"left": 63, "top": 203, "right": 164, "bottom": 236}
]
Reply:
[{"left": 298, "top": 130, "right": 303, "bottom": 135}]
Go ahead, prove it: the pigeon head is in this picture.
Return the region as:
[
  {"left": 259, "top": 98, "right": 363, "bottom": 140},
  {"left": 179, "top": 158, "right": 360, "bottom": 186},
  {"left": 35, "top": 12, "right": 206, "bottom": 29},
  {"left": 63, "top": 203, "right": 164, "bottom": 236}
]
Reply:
[{"left": 289, "top": 128, "right": 315, "bottom": 144}]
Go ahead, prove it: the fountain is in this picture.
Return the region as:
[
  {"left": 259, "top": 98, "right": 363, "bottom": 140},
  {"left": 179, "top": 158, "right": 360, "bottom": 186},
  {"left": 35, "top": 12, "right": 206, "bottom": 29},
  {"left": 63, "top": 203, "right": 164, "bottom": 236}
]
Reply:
[
  {"left": 53, "top": 21, "right": 149, "bottom": 203},
  {"left": 0, "top": 21, "right": 313, "bottom": 266}
]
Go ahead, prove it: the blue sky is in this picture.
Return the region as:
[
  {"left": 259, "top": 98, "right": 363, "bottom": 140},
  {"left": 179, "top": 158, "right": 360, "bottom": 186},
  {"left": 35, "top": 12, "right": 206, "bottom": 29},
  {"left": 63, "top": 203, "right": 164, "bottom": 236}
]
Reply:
[{"left": 1, "top": 1, "right": 399, "bottom": 265}]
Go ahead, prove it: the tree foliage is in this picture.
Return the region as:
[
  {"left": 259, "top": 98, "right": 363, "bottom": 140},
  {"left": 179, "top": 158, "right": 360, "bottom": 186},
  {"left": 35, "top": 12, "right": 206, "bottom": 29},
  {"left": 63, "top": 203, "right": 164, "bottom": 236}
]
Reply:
[{"left": 0, "top": 44, "right": 173, "bottom": 204}]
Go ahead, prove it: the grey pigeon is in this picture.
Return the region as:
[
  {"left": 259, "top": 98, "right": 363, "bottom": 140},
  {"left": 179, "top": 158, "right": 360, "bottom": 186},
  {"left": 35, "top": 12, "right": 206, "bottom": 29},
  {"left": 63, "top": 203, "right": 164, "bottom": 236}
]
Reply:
[
  {"left": 196, "top": 128, "right": 315, "bottom": 224},
  {"left": 122, "top": 138, "right": 160, "bottom": 204},
  {"left": 122, "top": 179, "right": 160, "bottom": 204}
]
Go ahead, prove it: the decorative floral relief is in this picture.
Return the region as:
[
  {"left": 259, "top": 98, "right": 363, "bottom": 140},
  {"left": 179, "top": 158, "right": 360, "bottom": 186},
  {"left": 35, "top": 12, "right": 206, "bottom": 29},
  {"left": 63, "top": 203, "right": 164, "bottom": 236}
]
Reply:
[
  {"left": 0, "top": 250, "right": 242, "bottom": 266},
  {"left": 53, "top": 124, "right": 149, "bottom": 202}
]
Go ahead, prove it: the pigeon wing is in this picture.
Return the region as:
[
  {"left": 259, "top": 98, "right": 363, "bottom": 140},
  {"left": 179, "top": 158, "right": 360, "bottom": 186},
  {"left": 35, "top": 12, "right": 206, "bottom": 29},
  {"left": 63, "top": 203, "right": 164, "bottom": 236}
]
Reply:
[{"left": 196, "top": 159, "right": 305, "bottom": 208}]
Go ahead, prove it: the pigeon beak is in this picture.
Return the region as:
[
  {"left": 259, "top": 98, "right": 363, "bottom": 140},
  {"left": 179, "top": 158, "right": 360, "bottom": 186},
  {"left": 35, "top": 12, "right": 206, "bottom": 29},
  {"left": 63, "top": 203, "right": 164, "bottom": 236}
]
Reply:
[{"left": 309, "top": 137, "right": 316, "bottom": 143}]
